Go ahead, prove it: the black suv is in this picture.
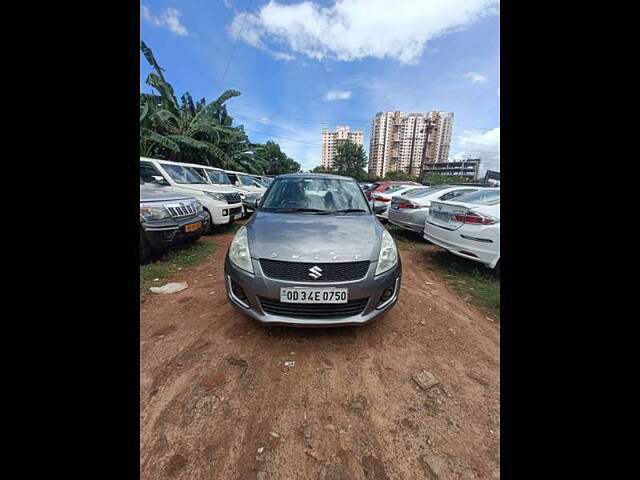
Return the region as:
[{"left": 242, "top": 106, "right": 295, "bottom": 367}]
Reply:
[{"left": 140, "top": 181, "right": 210, "bottom": 263}]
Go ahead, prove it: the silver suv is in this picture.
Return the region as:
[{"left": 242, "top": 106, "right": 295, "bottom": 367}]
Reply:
[
  {"left": 140, "top": 182, "right": 209, "bottom": 263},
  {"left": 224, "top": 173, "right": 401, "bottom": 327}
]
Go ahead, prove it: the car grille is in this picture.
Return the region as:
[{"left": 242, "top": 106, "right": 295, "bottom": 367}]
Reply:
[
  {"left": 259, "top": 259, "right": 370, "bottom": 282},
  {"left": 165, "top": 203, "right": 197, "bottom": 218},
  {"left": 258, "top": 297, "right": 369, "bottom": 318},
  {"left": 230, "top": 206, "right": 242, "bottom": 216},
  {"left": 224, "top": 193, "right": 241, "bottom": 204}
]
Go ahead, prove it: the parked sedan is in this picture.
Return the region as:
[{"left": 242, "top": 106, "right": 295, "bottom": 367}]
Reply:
[
  {"left": 372, "top": 184, "right": 426, "bottom": 219},
  {"left": 365, "top": 180, "right": 422, "bottom": 200},
  {"left": 388, "top": 185, "right": 480, "bottom": 233},
  {"left": 423, "top": 188, "right": 500, "bottom": 268},
  {"left": 224, "top": 173, "right": 401, "bottom": 327}
]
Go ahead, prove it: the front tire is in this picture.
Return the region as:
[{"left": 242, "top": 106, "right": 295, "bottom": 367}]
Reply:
[
  {"left": 140, "top": 228, "right": 153, "bottom": 264},
  {"left": 203, "top": 209, "right": 215, "bottom": 234}
]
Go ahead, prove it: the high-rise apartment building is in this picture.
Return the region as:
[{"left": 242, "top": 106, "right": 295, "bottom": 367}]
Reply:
[
  {"left": 368, "top": 111, "right": 454, "bottom": 177},
  {"left": 321, "top": 126, "right": 364, "bottom": 169}
]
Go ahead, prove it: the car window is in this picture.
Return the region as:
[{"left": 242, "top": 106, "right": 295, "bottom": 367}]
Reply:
[
  {"left": 405, "top": 186, "right": 445, "bottom": 198},
  {"left": 438, "top": 189, "right": 477, "bottom": 201},
  {"left": 261, "top": 178, "right": 370, "bottom": 213},
  {"left": 161, "top": 163, "right": 208, "bottom": 184},
  {"left": 191, "top": 167, "right": 209, "bottom": 182},
  {"left": 454, "top": 189, "right": 501, "bottom": 205},
  {"left": 140, "top": 161, "right": 165, "bottom": 183},
  {"left": 239, "top": 174, "right": 256, "bottom": 186},
  {"left": 206, "top": 169, "right": 233, "bottom": 185}
]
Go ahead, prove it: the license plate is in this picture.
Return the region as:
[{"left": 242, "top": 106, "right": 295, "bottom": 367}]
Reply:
[
  {"left": 233, "top": 213, "right": 242, "bottom": 220},
  {"left": 185, "top": 221, "right": 202, "bottom": 233},
  {"left": 433, "top": 212, "right": 450, "bottom": 222},
  {"left": 280, "top": 288, "right": 348, "bottom": 304}
]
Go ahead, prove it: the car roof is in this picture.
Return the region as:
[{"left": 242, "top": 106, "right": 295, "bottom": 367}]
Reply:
[{"left": 276, "top": 173, "right": 356, "bottom": 181}]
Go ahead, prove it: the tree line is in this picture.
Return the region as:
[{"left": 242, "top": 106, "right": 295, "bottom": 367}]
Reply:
[
  {"left": 310, "top": 140, "right": 480, "bottom": 185},
  {"left": 140, "top": 42, "right": 300, "bottom": 176}
]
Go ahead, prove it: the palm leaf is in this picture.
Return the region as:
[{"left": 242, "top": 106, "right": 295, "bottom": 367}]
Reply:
[{"left": 140, "top": 128, "right": 180, "bottom": 152}]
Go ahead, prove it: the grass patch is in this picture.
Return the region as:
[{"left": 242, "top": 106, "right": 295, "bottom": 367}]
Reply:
[
  {"left": 140, "top": 239, "right": 216, "bottom": 297},
  {"left": 429, "top": 251, "right": 500, "bottom": 319},
  {"left": 385, "top": 223, "right": 426, "bottom": 251},
  {"left": 385, "top": 222, "right": 500, "bottom": 320}
]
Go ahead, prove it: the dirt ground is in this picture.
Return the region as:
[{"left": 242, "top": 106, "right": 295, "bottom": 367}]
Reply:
[{"left": 140, "top": 227, "right": 500, "bottom": 480}]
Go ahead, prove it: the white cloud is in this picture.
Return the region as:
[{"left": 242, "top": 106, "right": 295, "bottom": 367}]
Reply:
[
  {"left": 325, "top": 90, "right": 352, "bottom": 101},
  {"left": 141, "top": 6, "right": 189, "bottom": 36},
  {"left": 229, "top": 0, "right": 499, "bottom": 64},
  {"left": 223, "top": 0, "right": 235, "bottom": 8},
  {"left": 465, "top": 72, "right": 488, "bottom": 83},
  {"left": 272, "top": 51, "right": 295, "bottom": 61},
  {"left": 451, "top": 127, "right": 500, "bottom": 175}
]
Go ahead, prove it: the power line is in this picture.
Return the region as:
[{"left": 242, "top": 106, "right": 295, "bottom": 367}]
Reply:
[{"left": 217, "top": 0, "right": 256, "bottom": 91}]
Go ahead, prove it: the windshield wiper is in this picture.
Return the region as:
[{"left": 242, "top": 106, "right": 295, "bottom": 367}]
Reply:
[
  {"left": 331, "top": 209, "right": 368, "bottom": 214},
  {"left": 273, "top": 208, "right": 328, "bottom": 213}
]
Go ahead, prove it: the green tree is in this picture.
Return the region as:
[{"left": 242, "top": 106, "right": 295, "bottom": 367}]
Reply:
[
  {"left": 422, "top": 173, "right": 478, "bottom": 185},
  {"left": 383, "top": 171, "right": 419, "bottom": 182},
  {"left": 140, "top": 41, "right": 265, "bottom": 173},
  {"left": 331, "top": 141, "right": 368, "bottom": 180},
  {"left": 310, "top": 166, "right": 333, "bottom": 174},
  {"left": 254, "top": 141, "right": 301, "bottom": 175}
]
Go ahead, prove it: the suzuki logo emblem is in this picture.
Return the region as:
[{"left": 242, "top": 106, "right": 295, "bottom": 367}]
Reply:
[{"left": 308, "top": 266, "right": 323, "bottom": 279}]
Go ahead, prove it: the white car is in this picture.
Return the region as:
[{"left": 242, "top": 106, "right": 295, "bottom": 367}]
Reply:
[
  {"left": 185, "top": 164, "right": 251, "bottom": 217},
  {"left": 372, "top": 184, "right": 427, "bottom": 219},
  {"left": 389, "top": 185, "right": 481, "bottom": 233},
  {"left": 140, "top": 157, "right": 244, "bottom": 232},
  {"left": 224, "top": 169, "right": 267, "bottom": 197},
  {"left": 423, "top": 188, "right": 500, "bottom": 268}
]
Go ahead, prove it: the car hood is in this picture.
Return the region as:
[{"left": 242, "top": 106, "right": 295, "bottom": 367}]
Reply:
[
  {"left": 140, "top": 184, "right": 192, "bottom": 203},
  {"left": 246, "top": 212, "right": 383, "bottom": 263}
]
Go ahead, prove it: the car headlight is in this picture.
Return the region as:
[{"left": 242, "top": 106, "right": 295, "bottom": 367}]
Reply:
[
  {"left": 229, "top": 226, "right": 254, "bottom": 273},
  {"left": 375, "top": 229, "right": 398, "bottom": 275},
  {"left": 204, "top": 192, "right": 227, "bottom": 203},
  {"left": 192, "top": 200, "right": 203, "bottom": 213},
  {"left": 140, "top": 204, "right": 170, "bottom": 221}
]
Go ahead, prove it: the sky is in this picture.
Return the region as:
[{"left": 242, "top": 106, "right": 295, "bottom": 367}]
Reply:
[{"left": 140, "top": 0, "right": 500, "bottom": 175}]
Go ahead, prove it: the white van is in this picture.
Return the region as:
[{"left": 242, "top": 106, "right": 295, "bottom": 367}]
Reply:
[
  {"left": 224, "top": 169, "right": 267, "bottom": 197},
  {"left": 140, "top": 157, "right": 244, "bottom": 232}
]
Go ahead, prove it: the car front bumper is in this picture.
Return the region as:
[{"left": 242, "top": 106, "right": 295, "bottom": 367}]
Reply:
[
  {"left": 224, "top": 255, "right": 401, "bottom": 327},
  {"left": 142, "top": 211, "right": 210, "bottom": 249},
  {"left": 208, "top": 202, "right": 243, "bottom": 225}
]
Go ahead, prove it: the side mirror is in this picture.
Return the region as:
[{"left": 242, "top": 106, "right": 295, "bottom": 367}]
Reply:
[
  {"left": 151, "top": 175, "right": 168, "bottom": 185},
  {"left": 243, "top": 196, "right": 258, "bottom": 210},
  {"left": 235, "top": 180, "right": 241, "bottom": 186},
  {"left": 373, "top": 202, "right": 386, "bottom": 214}
]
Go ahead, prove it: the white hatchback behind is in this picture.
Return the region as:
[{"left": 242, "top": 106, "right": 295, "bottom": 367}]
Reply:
[{"left": 423, "top": 188, "right": 500, "bottom": 268}]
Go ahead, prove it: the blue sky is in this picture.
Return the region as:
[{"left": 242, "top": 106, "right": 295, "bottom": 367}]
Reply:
[{"left": 140, "top": 0, "right": 500, "bottom": 174}]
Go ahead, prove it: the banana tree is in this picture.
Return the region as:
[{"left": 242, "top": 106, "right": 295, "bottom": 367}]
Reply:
[{"left": 140, "top": 41, "right": 252, "bottom": 169}]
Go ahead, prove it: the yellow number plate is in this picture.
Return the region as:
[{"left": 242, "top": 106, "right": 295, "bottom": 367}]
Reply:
[{"left": 185, "top": 222, "right": 202, "bottom": 233}]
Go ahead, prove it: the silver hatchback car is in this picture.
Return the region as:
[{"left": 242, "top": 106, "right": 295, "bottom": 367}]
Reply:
[{"left": 224, "top": 173, "right": 401, "bottom": 327}]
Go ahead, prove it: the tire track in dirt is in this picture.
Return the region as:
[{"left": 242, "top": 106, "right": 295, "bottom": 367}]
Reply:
[{"left": 140, "top": 229, "right": 500, "bottom": 479}]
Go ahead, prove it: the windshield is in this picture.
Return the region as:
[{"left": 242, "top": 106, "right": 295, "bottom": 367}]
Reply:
[
  {"left": 238, "top": 174, "right": 257, "bottom": 186},
  {"left": 206, "top": 169, "right": 233, "bottom": 185},
  {"left": 253, "top": 178, "right": 268, "bottom": 188},
  {"left": 404, "top": 186, "right": 445, "bottom": 198},
  {"left": 161, "top": 163, "right": 207, "bottom": 184},
  {"left": 261, "top": 177, "right": 370, "bottom": 213},
  {"left": 454, "top": 189, "right": 501, "bottom": 205},
  {"left": 384, "top": 185, "right": 407, "bottom": 194}
]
